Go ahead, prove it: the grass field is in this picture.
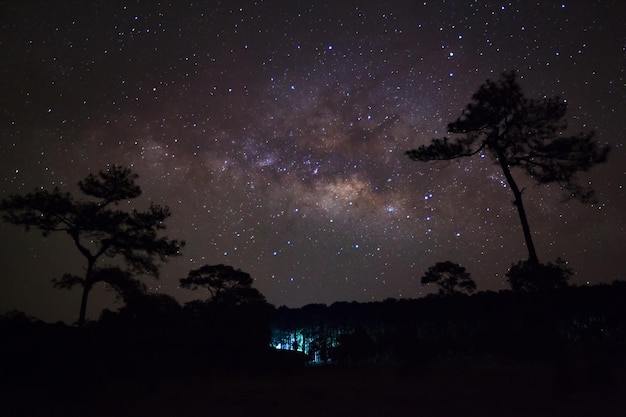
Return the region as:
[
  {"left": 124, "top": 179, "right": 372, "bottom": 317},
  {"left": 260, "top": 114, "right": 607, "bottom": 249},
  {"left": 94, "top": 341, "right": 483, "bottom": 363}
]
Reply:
[{"left": 5, "top": 355, "right": 624, "bottom": 417}]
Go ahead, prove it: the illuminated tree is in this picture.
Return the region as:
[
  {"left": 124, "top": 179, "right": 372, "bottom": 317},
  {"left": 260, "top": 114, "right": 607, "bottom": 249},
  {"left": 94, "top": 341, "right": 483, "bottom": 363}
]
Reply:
[
  {"left": 421, "top": 261, "right": 476, "bottom": 296},
  {"left": 406, "top": 71, "right": 609, "bottom": 265},
  {"left": 0, "top": 165, "right": 184, "bottom": 327}
]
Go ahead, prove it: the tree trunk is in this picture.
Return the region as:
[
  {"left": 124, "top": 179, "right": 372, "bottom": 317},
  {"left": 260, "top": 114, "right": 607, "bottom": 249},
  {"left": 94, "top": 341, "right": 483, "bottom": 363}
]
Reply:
[
  {"left": 78, "top": 260, "right": 95, "bottom": 328},
  {"left": 497, "top": 151, "right": 540, "bottom": 264}
]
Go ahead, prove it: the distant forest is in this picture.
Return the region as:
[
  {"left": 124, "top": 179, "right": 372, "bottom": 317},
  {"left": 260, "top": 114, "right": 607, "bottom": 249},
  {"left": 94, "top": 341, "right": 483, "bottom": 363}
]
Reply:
[
  {"left": 3, "top": 281, "right": 626, "bottom": 417},
  {"left": 272, "top": 282, "right": 626, "bottom": 365},
  {"left": 2, "top": 281, "right": 625, "bottom": 373}
]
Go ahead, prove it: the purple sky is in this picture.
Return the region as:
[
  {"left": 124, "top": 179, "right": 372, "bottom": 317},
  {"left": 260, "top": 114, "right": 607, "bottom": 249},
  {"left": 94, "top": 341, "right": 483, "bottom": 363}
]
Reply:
[{"left": 1, "top": 0, "right": 624, "bottom": 323}]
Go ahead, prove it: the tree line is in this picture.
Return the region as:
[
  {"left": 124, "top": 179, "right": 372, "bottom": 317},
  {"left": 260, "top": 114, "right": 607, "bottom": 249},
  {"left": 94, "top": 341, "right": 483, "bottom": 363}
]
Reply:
[{"left": 272, "top": 282, "right": 626, "bottom": 366}]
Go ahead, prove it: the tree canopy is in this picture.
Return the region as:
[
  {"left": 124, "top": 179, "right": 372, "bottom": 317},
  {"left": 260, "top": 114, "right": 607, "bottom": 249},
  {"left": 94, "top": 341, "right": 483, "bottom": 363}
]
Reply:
[
  {"left": 506, "top": 257, "right": 573, "bottom": 292},
  {"left": 421, "top": 261, "right": 476, "bottom": 296},
  {"left": 406, "top": 70, "right": 609, "bottom": 265},
  {"left": 0, "top": 165, "right": 184, "bottom": 327},
  {"left": 180, "top": 264, "right": 267, "bottom": 306}
]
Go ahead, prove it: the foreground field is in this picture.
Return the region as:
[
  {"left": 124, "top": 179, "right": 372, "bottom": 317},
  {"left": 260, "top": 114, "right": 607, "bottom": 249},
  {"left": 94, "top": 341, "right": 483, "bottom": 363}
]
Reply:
[{"left": 4, "top": 355, "right": 624, "bottom": 417}]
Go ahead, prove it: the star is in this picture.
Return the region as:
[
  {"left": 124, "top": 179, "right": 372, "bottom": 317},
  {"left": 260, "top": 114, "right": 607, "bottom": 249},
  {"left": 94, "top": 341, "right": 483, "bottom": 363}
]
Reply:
[{"left": 0, "top": 0, "right": 624, "bottom": 323}]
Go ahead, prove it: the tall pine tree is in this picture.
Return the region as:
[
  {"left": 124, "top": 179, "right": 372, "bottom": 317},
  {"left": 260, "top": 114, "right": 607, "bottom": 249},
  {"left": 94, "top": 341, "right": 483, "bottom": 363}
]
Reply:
[
  {"left": 407, "top": 71, "right": 609, "bottom": 265},
  {"left": 1, "top": 165, "right": 184, "bottom": 326}
]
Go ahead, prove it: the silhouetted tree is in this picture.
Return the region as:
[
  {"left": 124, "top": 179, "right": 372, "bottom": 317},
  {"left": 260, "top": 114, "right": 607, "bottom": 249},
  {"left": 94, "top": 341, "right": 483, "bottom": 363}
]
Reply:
[
  {"left": 506, "top": 257, "right": 573, "bottom": 292},
  {"left": 421, "top": 261, "right": 476, "bottom": 296},
  {"left": 0, "top": 165, "right": 184, "bottom": 327},
  {"left": 179, "top": 264, "right": 267, "bottom": 305},
  {"left": 406, "top": 71, "right": 609, "bottom": 265},
  {"left": 332, "top": 326, "right": 376, "bottom": 365},
  {"left": 180, "top": 264, "right": 273, "bottom": 366},
  {"left": 108, "top": 292, "right": 182, "bottom": 324},
  {"left": 55, "top": 266, "right": 148, "bottom": 304}
]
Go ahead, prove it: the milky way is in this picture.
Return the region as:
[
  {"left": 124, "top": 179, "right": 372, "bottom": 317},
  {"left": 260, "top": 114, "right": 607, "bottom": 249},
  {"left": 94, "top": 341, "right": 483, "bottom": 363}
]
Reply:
[{"left": 1, "top": 1, "right": 624, "bottom": 323}]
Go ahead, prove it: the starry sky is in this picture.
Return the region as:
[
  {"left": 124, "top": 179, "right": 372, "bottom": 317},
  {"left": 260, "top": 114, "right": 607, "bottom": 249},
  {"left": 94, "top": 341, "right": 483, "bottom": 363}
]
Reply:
[{"left": 1, "top": 0, "right": 624, "bottom": 323}]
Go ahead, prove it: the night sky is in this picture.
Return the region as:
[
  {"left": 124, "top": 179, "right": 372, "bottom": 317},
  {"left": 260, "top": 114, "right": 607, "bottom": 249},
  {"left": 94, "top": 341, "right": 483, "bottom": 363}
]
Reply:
[{"left": 1, "top": 1, "right": 624, "bottom": 323}]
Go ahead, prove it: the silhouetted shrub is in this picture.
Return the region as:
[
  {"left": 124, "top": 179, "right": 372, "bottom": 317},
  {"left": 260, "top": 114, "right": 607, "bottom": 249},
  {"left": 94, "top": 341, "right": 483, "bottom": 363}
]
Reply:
[{"left": 507, "top": 258, "right": 573, "bottom": 292}]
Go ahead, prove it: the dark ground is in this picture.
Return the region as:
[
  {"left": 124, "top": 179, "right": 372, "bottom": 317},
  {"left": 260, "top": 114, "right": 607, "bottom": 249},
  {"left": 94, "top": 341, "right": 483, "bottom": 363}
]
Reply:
[{"left": 4, "top": 354, "right": 625, "bottom": 417}]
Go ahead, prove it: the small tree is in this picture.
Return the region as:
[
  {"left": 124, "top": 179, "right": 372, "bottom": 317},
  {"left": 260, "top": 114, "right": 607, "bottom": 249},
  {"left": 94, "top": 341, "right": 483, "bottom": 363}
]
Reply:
[
  {"left": 406, "top": 71, "right": 609, "bottom": 265},
  {"left": 180, "top": 264, "right": 273, "bottom": 363},
  {"left": 422, "top": 261, "right": 476, "bottom": 296},
  {"left": 0, "top": 165, "right": 184, "bottom": 327},
  {"left": 506, "top": 257, "right": 573, "bottom": 292},
  {"left": 179, "top": 264, "right": 266, "bottom": 305}
]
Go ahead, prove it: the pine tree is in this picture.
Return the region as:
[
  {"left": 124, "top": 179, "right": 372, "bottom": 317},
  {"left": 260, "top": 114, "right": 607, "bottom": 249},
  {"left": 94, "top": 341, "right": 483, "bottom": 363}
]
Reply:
[
  {"left": 406, "top": 71, "right": 609, "bottom": 264},
  {"left": 0, "top": 165, "right": 184, "bottom": 326}
]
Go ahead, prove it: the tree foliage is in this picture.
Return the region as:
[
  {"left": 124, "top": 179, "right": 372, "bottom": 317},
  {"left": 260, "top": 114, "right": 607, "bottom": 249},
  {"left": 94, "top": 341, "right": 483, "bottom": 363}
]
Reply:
[
  {"left": 421, "top": 261, "right": 476, "bottom": 296},
  {"left": 332, "top": 326, "right": 376, "bottom": 365},
  {"left": 179, "top": 264, "right": 274, "bottom": 363},
  {"left": 506, "top": 257, "right": 573, "bottom": 292},
  {"left": 180, "top": 264, "right": 267, "bottom": 306},
  {"left": 406, "top": 71, "right": 609, "bottom": 264},
  {"left": 0, "top": 165, "right": 184, "bottom": 327}
]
